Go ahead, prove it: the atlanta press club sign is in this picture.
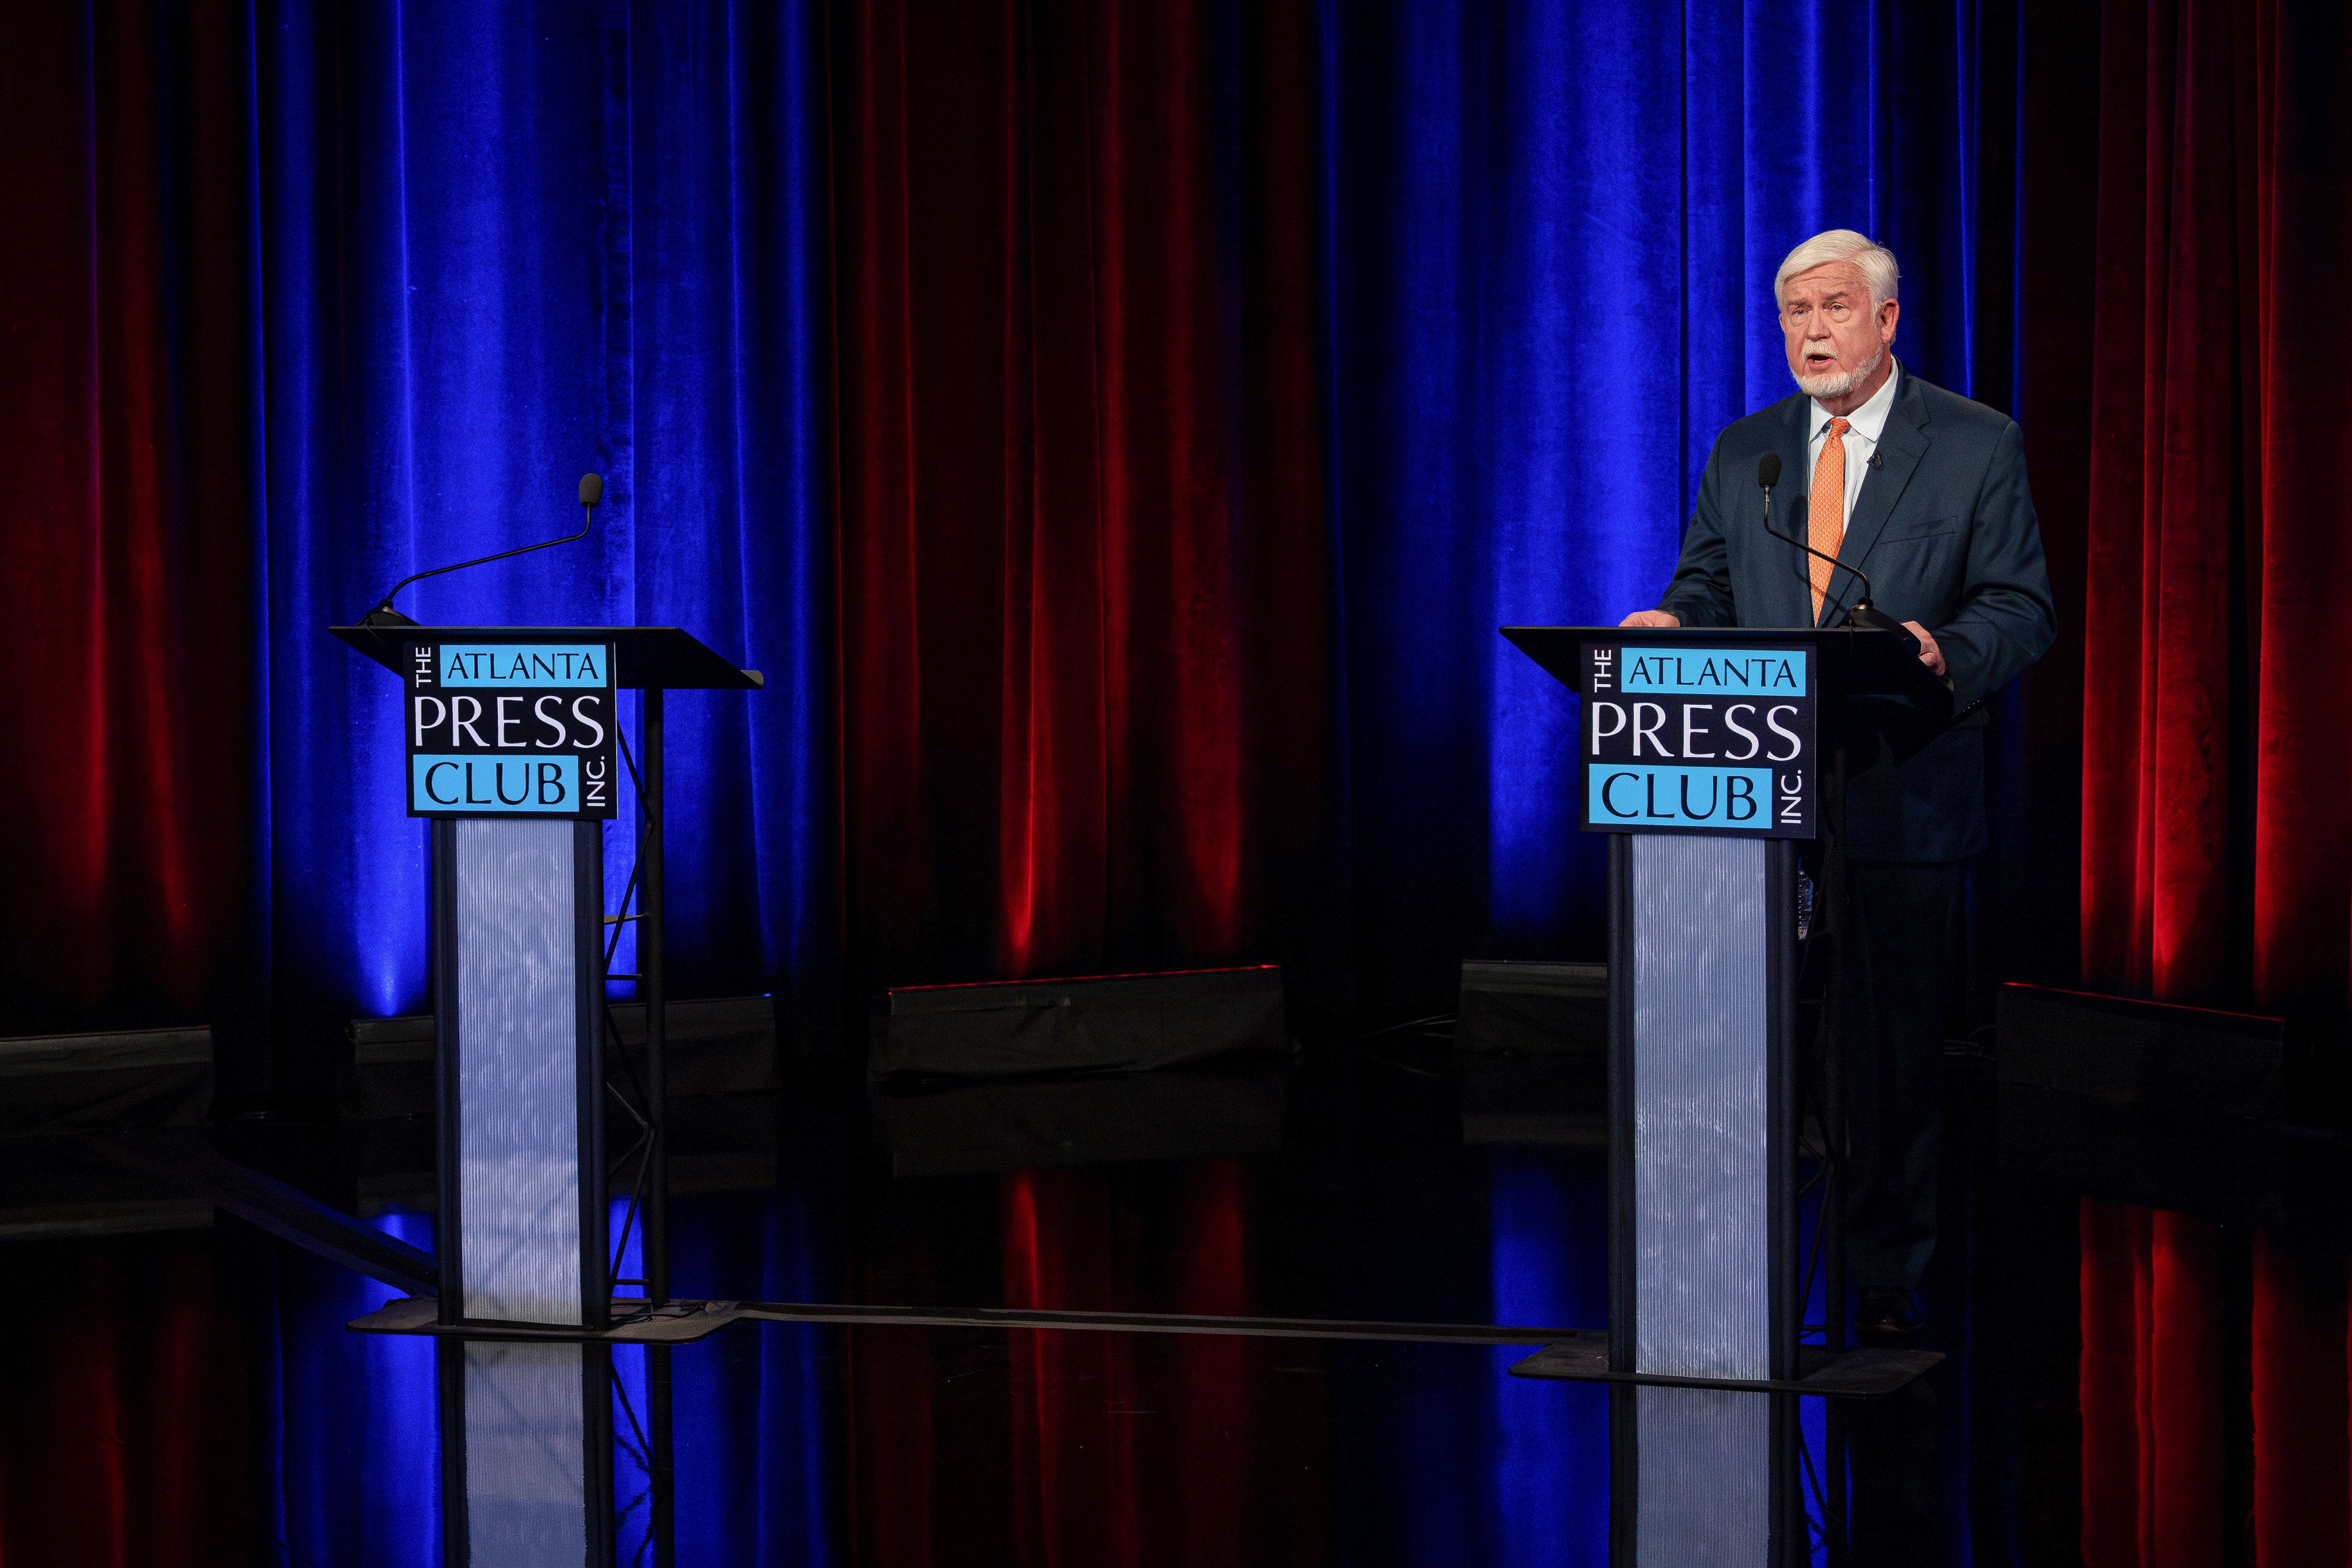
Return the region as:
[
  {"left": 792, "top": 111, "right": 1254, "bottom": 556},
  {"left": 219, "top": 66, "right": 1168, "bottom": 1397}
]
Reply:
[
  {"left": 1580, "top": 643, "right": 1816, "bottom": 837},
  {"left": 404, "top": 641, "right": 617, "bottom": 819}
]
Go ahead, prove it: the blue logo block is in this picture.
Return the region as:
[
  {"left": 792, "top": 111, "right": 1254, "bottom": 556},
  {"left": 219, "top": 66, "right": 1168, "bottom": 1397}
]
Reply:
[
  {"left": 437, "top": 644, "right": 609, "bottom": 688},
  {"left": 1619, "top": 650, "right": 1808, "bottom": 696},
  {"left": 412, "top": 755, "right": 581, "bottom": 813},
  {"left": 1587, "top": 766, "right": 1776, "bottom": 830}
]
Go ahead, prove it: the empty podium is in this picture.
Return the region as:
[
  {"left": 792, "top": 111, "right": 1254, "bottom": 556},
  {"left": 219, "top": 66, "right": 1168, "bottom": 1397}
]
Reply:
[
  {"left": 1504, "top": 624, "right": 1947, "bottom": 1564},
  {"left": 335, "top": 620, "right": 758, "bottom": 1567}
]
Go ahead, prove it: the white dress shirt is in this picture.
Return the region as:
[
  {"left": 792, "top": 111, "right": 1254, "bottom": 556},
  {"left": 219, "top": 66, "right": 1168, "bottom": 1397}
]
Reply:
[{"left": 1806, "top": 358, "right": 1901, "bottom": 529}]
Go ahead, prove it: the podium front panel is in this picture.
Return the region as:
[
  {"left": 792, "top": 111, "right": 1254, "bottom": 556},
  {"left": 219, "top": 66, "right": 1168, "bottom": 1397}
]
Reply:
[
  {"left": 451, "top": 818, "right": 586, "bottom": 1324},
  {"left": 434, "top": 816, "right": 608, "bottom": 1330},
  {"left": 1629, "top": 834, "right": 1771, "bottom": 1379}
]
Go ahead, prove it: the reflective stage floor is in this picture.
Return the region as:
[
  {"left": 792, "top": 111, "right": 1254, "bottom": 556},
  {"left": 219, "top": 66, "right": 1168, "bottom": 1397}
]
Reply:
[{"left": 0, "top": 1041, "right": 2341, "bottom": 1564}]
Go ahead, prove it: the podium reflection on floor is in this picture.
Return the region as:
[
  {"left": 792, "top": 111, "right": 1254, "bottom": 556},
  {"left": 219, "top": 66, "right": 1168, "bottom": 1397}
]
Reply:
[
  {"left": 1604, "top": 1381, "right": 1941, "bottom": 1567},
  {"left": 438, "top": 1336, "right": 671, "bottom": 1567},
  {"left": 424, "top": 1335, "right": 1942, "bottom": 1564}
]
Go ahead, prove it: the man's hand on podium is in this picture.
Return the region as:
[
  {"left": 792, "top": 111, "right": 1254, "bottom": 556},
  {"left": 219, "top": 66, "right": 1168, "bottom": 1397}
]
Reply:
[
  {"left": 1619, "top": 609, "right": 1682, "bottom": 629},
  {"left": 1903, "top": 620, "right": 1947, "bottom": 678}
]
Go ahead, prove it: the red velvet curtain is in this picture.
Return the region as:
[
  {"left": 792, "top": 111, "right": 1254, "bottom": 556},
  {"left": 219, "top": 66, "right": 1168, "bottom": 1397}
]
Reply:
[
  {"left": 2074, "top": 0, "right": 2352, "bottom": 1011},
  {"left": 831, "top": 0, "right": 1331, "bottom": 987},
  {"left": 0, "top": 1, "right": 255, "bottom": 1030}
]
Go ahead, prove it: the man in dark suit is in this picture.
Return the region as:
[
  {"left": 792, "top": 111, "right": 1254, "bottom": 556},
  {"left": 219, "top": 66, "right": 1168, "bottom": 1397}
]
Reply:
[{"left": 1621, "top": 229, "right": 2054, "bottom": 1342}]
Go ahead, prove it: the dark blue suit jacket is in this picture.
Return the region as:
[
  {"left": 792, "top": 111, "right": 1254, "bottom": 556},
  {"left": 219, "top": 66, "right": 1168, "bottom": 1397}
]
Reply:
[{"left": 1656, "top": 366, "right": 2056, "bottom": 862}]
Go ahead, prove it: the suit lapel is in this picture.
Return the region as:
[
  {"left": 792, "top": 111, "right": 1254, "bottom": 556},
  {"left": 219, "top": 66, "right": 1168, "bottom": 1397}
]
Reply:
[{"left": 1818, "top": 368, "right": 1929, "bottom": 627}]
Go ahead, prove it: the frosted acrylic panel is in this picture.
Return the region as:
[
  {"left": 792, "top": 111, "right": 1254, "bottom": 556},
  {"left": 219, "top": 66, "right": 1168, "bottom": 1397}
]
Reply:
[
  {"left": 456, "top": 816, "right": 582, "bottom": 1325},
  {"left": 463, "top": 1342, "right": 588, "bottom": 1566},
  {"left": 1630, "top": 833, "right": 1768, "bottom": 1379},
  {"left": 1633, "top": 1385, "right": 1770, "bottom": 1563}
]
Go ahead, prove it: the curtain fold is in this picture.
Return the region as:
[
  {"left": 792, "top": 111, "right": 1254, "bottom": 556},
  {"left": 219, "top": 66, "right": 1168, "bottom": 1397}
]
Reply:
[
  {"left": 2076, "top": 0, "right": 2352, "bottom": 1011},
  {"left": 0, "top": 0, "right": 256, "bottom": 1037},
  {"left": 830, "top": 0, "right": 1331, "bottom": 989},
  {"left": 2245, "top": 1, "right": 2352, "bottom": 1012}
]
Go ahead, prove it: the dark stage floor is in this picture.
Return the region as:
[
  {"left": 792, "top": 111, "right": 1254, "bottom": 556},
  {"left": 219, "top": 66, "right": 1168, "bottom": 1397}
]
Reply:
[{"left": 0, "top": 1038, "right": 2340, "bottom": 1565}]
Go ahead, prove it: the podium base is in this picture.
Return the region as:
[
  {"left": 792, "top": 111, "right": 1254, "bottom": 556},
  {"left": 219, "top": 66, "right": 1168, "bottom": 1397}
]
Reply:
[
  {"left": 351, "top": 1293, "right": 739, "bottom": 1343},
  {"left": 1509, "top": 1339, "right": 1940, "bottom": 1396}
]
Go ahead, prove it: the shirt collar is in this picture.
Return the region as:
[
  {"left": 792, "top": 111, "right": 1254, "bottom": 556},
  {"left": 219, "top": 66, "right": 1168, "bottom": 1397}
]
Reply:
[{"left": 1809, "top": 358, "right": 1901, "bottom": 445}]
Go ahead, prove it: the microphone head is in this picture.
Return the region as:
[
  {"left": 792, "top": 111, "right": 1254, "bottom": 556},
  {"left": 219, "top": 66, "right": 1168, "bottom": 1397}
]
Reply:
[
  {"left": 1756, "top": 453, "right": 1782, "bottom": 489},
  {"left": 579, "top": 472, "right": 605, "bottom": 507}
]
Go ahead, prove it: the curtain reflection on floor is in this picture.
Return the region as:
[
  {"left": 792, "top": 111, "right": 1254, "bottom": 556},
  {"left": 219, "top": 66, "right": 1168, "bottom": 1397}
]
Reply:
[
  {"left": 0, "top": 1237, "right": 253, "bottom": 1565},
  {"left": 842, "top": 1160, "right": 1330, "bottom": 1567},
  {"left": 2080, "top": 1202, "right": 2228, "bottom": 1568}
]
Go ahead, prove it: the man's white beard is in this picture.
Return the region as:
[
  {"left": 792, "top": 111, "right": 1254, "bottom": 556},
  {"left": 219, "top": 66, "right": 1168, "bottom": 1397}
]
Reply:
[{"left": 1795, "top": 345, "right": 1884, "bottom": 399}]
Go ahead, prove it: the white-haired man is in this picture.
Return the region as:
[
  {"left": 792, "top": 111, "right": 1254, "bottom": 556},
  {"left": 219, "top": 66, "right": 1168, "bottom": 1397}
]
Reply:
[{"left": 1621, "top": 230, "right": 2054, "bottom": 1343}]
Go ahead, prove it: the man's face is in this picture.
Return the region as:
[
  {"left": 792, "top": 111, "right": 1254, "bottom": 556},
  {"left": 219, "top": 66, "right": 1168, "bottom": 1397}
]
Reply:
[{"left": 1780, "top": 261, "right": 1899, "bottom": 399}]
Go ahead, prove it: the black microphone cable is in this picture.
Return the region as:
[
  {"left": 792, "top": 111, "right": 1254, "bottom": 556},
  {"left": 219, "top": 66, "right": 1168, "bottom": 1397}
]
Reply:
[
  {"left": 1755, "top": 452, "right": 1915, "bottom": 649},
  {"left": 360, "top": 472, "right": 606, "bottom": 625}
]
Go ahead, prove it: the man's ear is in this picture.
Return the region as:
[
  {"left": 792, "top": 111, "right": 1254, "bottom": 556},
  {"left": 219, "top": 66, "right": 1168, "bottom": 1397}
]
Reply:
[{"left": 1878, "top": 296, "right": 1901, "bottom": 344}]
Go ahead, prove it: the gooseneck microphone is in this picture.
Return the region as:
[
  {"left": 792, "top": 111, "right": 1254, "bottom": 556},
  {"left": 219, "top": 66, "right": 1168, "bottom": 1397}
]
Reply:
[
  {"left": 360, "top": 473, "right": 607, "bottom": 626},
  {"left": 1754, "top": 453, "right": 1917, "bottom": 650}
]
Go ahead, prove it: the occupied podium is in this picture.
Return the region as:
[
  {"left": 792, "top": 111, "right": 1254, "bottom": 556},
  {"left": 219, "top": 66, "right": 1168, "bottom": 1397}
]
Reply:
[{"left": 1505, "top": 624, "right": 1947, "bottom": 1561}]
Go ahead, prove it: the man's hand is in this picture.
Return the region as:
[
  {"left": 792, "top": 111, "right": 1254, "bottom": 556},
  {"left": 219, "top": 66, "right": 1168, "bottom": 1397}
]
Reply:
[
  {"left": 1903, "top": 620, "right": 1947, "bottom": 678},
  {"left": 1619, "top": 609, "right": 1682, "bottom": 629}
]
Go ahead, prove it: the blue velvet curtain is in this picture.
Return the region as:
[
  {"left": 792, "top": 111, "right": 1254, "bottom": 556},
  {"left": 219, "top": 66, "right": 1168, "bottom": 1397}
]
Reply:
[
  {"left": 251, "top": 0, "right": 832, "bottom": 1087},
  {"left": 1325, "top": 0, "right": 2020, "bottom": 1007}
]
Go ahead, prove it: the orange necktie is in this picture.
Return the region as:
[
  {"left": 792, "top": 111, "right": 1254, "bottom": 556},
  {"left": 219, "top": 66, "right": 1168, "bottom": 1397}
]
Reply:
[{"left": 1807, "top": 417, "right": 1850, "bottom": 620}]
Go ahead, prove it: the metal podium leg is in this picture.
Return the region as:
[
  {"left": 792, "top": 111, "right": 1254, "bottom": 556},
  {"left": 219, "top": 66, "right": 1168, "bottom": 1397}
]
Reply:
[
  {"left": 643, "top": 688, "right": 668, "bottom": 1310},
  {"left": 1822, "top": 748, "right": 1850, "bottom": 1357},
  {"left": 639, "top": 689, "right": 676, "bottom": 1568}
]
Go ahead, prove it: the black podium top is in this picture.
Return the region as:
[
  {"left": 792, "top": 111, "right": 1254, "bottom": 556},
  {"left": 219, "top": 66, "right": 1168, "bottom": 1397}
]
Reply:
[
  {"left": 1501, "top": 625, "right": 1947, "bottom": 707},
  {"left": 331, "top": 624, "right": 763, "bottom": 691}
]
